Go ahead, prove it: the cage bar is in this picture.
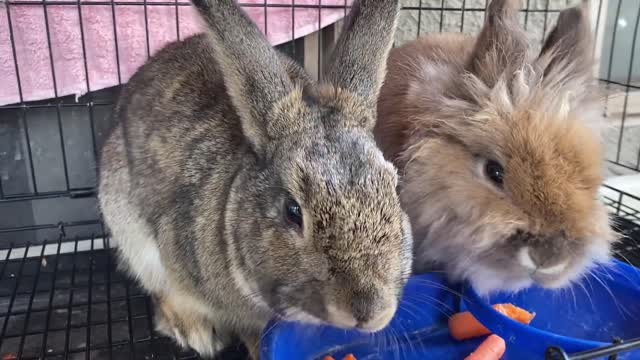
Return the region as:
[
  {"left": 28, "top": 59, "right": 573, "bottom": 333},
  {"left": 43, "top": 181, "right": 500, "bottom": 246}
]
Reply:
[{"left": 0, "top": 0, "right": 638, "bottom": 359}]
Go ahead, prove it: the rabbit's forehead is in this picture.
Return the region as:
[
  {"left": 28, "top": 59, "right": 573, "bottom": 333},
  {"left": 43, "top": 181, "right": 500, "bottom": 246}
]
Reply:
[
  {"left": 293, "top": 135, "right": 397, "bottom": 190},
  {"left": 310, "top": 185, "right": 405, "bottom": 242},
  {"left": 300, "top": 84, "right": 376, "bottom": 129},
  {"left": 504, "top": 114, "right": 603, "bottom": 184},
  {"left": 498, "top": 116, "right": 605, "bottom": 234}
]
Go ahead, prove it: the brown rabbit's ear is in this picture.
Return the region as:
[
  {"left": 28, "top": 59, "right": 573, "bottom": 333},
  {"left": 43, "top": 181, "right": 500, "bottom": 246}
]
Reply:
[
  {"left": 190, "top": 0, "right": 294, "bottom": 152},
  {"left": 538, "top": 1, "right": 593, "bottom": 82},
  {"left": 324, "top": 0, "right": 400, "bottom": 117},
  {"left": 467, "top": 0, "right": 528, "bottom": 86}
]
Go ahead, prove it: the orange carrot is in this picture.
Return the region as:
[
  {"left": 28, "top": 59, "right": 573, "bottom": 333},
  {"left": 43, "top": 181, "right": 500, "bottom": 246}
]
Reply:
[
  {"left": 493, "top": 303, "right": 535, "bottom": 324},
  {"left": 449, "top": 311, "right": 492, "bottom": 340},
  {"left": 464, "top": 334, "right": 506, "bottom": 360},
  {"left": 323, "top": 354, "right": 357, "bottom": 360},
  {"left": 449, "top": 303, "right": 535, "bottom": 340}
]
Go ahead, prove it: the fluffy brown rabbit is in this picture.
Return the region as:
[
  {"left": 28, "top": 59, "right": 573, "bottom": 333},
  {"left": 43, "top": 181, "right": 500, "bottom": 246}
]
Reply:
[
  {"left": 98, "top": 0, "right": 413, "bottom": 358},
  {"left": 375, "top": 0, "right": 615, "bottom": 295}
]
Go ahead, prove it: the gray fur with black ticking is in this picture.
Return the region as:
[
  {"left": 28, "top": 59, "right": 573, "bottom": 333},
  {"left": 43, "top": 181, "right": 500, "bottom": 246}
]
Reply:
[{"left": 98, "top": 0, "right": 412, "bottom": 358}]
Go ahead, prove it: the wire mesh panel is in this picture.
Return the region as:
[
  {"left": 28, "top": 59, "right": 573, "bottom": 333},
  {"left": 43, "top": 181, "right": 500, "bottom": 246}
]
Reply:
[
  {"left": 0, "top": 0, "right": 639, "bottom": 359},
  {"left": 599, "top": 0, "right": 640, "bottom": 174}
]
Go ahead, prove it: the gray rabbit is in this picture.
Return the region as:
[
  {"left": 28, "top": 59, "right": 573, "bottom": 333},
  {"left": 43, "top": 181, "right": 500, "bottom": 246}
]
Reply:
[{"left": 98, "top": 0, "right": 413, "bottom": 358}]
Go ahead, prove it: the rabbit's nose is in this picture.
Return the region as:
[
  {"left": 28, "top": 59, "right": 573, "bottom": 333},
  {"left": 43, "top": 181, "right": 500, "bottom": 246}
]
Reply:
[
  {"left": 517, "top": 246, "right": 569, "bottom": 275},
  {"left": 325, "top": 287, "right": 397, "bottom": 331},
  {"left": 356, "top": 304, "right": 396, "bottom": 332},
  {"left": 351, "top": 289, "right": 397, "bottom": 332}
]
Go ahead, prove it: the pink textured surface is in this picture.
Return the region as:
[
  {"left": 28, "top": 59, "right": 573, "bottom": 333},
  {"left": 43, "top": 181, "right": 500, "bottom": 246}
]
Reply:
[{"left": 0, "top": 0, "right": 352, "bottom": 106}]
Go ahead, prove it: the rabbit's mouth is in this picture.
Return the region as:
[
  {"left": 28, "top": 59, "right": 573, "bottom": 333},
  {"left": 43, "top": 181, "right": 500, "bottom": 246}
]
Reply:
[
  {"left": 268, "top": 282, "right": 399, "bottom": 332},
  {"left": 278, "top": 305, "right": 395, "bottom": 332},
  {"left": 466, "top": 243, "right": 596, "bottom": 294},
  {"left": 516, "top": 246, "right": 571, "bottom": 281},
  {"left": 467, "top": 267, "right": 570, "bottom": 294},
  {"left": 462, "top": 246, "right": 568, "bottom": 294},
  {"left": 464, "top": 230, "right": 593, "bottom": 292}
]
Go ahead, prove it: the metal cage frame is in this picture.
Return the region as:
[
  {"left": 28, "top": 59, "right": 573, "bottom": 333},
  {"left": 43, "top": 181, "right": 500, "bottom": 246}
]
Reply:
[{"left": 0, "top": 0, "right": 639, "bottom": 359}]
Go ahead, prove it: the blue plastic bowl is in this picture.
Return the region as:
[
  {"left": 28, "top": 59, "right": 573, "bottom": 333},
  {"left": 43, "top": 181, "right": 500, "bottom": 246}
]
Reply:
[{"left": 260, "top": 260, "right": 640, "bottom": 360}]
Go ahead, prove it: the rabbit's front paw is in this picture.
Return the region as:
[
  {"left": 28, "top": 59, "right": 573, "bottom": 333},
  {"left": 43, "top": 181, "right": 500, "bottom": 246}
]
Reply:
[{"left": 154, "top": 294, "right": 227, "bottom": 358}]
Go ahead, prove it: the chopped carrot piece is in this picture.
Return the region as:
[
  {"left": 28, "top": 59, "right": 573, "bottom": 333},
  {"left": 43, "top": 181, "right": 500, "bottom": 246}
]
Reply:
[
  {"left": 492, "top": 303, "right": 535, "bottom": 324},
  {"left": 342, "top": 355, "right": 357, "bottom": 360},
  {"left": 464, "top": 334, "right": 506, "bottom": 360},
  {"left": 449, "top": 303, "right": 535, "bottom": 340},
  {"left": 323, "top": 356, "right": 336, "bottom": 360},
  {"left": 449, "top": 311, "right": 492, "bottom": 340}
]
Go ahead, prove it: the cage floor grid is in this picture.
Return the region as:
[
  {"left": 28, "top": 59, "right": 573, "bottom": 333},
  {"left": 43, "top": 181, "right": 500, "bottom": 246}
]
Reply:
[
  {"left": 1, "top": 215, "right": 639, "bottom": 360},
  {"left": 0, "top": 237, "right": 248, "bottom": 360}
]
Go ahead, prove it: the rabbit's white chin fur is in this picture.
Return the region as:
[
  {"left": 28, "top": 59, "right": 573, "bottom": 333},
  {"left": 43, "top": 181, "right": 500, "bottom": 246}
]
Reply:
[
  {"left": 465, "top": 264, "right": 581, "bottom": 296},
  {"left": 465, "top": 240, "right": 611, "bottom": 296},
  {"left": 282, "top": 308, "right": 325, "bottom": 325},
  {"left": 465, "top": 265, "right": 533, "bottom": 296}
]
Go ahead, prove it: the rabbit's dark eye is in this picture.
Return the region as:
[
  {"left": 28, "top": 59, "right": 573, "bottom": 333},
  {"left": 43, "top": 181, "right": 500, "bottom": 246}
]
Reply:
[
  {"left": 485, "top": 160, "right": 504, "bottom": 186},
  {"left": 284, "top": 197, "right": 303, "bottom": 228}
]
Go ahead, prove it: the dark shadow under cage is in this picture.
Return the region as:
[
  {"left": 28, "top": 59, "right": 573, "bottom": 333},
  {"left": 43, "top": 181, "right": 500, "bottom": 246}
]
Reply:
[{"left": 0, "top": 0, "right": 639, "bottom": 359}]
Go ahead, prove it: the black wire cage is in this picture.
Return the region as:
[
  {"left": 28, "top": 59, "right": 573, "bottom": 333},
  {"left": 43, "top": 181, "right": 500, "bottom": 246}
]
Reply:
[{"left": 0, "top": 0, "right": 639, "bottom": 359}]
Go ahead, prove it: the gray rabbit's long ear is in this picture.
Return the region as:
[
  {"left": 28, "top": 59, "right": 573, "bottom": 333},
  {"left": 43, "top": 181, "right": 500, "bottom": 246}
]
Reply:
[
  {"left": 538, "top": 1, "right": 593, "bottom": 83},
  {"left": 467, "top": 0, "right": 528, "bottom": 86},
  {"left": 190, "top": 0, "right": 294, "bottom": 151},
  {"left": 324, "top": 0, "right": 401, "bottom": 114}
]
